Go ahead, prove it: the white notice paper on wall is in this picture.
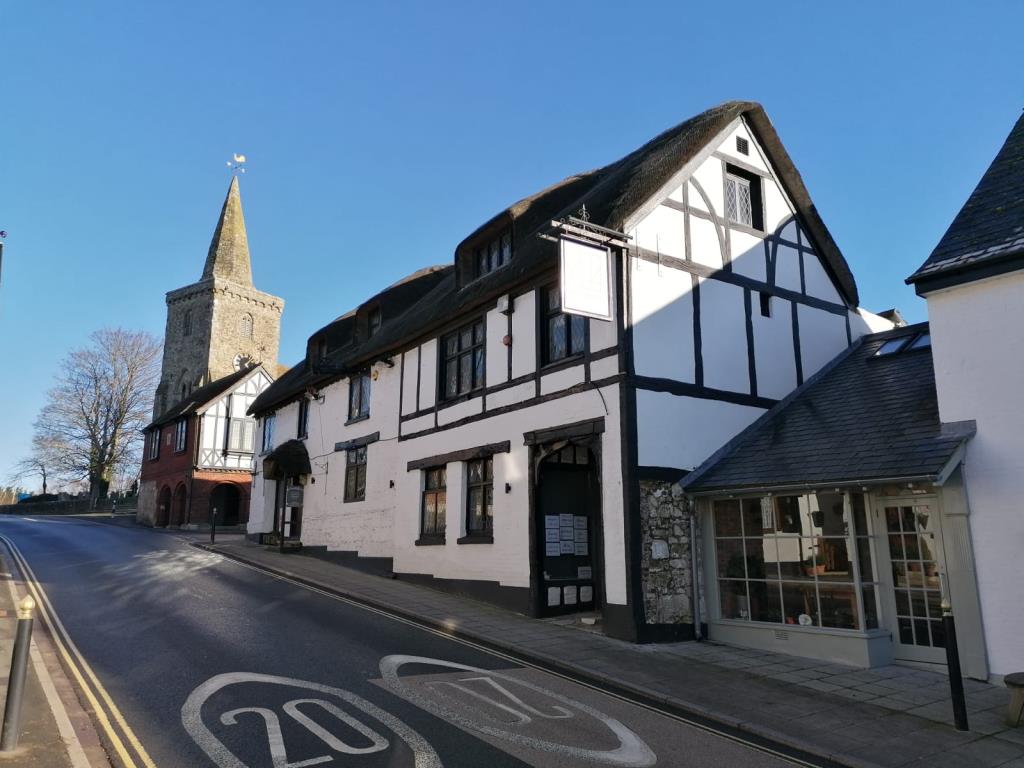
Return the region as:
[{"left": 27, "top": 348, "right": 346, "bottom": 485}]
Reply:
[
  {"left": 545, "top": 542, "right": 560, "bottom": 557},
  {"left": 574, "top": 542, "right": 588, "bottom": 556},
  {"left": 545, "top": 515, "right": 560, "bottom": 530},
  {"left": 548, "top": 587, "right": 561, "bottom": 607},
  {"left": 560, "top": 237, "right": 613, "bottom": 321},
  {"left": 578, "top": 566, "right": 593, "bottom": 580},
  {"left": 564, "top": 586, "right": 578, "bottom": 605},
  {"left": 574, "top": 529, "right": 588, "bottom": 543},
  {"left": 559, "top": 513, "right": 573, "bottom": 527},
  {"left": 560, "top": 541, "right": 575, "bottom": 554},
  {"left": 574, "top": 516, "right": 588, "bottom": 530},
  {"left": 560, "top": 526, "right": 574, "bottom": 541},
  {"left": 580, "top": 586, "right": 593, "bottom": 603},
  {"left": 545, "top": 529, "right": 559, "bottom": 543}
]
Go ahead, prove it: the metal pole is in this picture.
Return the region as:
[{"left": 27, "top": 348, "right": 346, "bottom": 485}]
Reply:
[
  {"left": 209, "top": 506, "right": 217, "bottom": 545},
  {"left": 942, "top": 599, "right": 969, "bottom": 731},
  {"left": 1, "top": 596, "right": 36, "bottom": 752}
]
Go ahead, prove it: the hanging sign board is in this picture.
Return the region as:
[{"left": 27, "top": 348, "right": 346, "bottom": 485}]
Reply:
[
  {"left": 286, "top": 486, "right": 304, "bottom": 507},
  {"left": 559, "top": 237, "right": 613, "bottom": 321}
]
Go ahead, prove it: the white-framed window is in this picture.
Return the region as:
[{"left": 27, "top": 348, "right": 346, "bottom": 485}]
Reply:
[
  {"left": 261, "top": 413, "right": 276, "bottom": 453},
  {"left": 228, "top": 418, "right": 255, "bottom": 453},
  {"left": 725, "top": 173, "right": 753, "bottom": 227},
  {"left": 148, "top": 429, "right": 160, "bottom": 460},
  {"left": 174, "top": 419, "right": 188, "bottom": 452}
]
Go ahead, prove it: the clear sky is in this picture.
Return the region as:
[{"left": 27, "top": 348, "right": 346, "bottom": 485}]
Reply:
[{"left": 1, "top": 2, "right": 1022, "bottom": 488}]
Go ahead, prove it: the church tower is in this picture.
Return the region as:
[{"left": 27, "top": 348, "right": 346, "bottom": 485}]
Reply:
[{"left": 154, "top": 177, "right": 284, "bottom": 416}]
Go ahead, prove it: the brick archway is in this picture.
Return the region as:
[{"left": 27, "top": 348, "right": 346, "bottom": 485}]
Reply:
[
  {"left": 210, "top": 483, "right": 242, "bottom": 527},
  {"left": 170, "top": 483, "right": 188, "bottom": 527},
  {"left": 155, "top": 486, "right": 172, "bottom": 528}
]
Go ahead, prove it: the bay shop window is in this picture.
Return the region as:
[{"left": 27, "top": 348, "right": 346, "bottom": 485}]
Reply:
[{"left": 713, "top": 492, "right": 879, "bottom": 631}]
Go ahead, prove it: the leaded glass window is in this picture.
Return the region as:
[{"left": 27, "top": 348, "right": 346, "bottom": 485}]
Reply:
[
  {"left": 542, "top": 284, "right": 586, "bottom": 365},
  {"left": 725, "top": 174, "right": 752, "bottom": 227},
  {"left": 466, "top": 457, "right": 494, "bottom": 536},
  {"left": 344, "top": 446, "right": 367, "bottom": 503},
  {"left": 441, "top": 319, "right": 485, "bottom": 400},
  {"left": 421, "top": 467, "right": 446, "bottom": 538}
]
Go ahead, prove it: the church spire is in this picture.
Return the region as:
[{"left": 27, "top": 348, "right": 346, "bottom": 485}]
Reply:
[{"left": 202, "top": 175, "right": 252, "bottom": 285}]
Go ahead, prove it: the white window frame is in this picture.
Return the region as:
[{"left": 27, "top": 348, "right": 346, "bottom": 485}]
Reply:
[{"left": 174, "top": 419, "right": 187, "bottom": 453}]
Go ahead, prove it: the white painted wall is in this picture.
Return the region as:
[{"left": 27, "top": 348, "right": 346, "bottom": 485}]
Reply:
[
  {"left": 752, "top": 299, "right": 798, "bottom": 399},
  {"left": 630, "top": 259, "right": 695, "bottom": 383},
  {"left": 699, "top": 277, "right": 749, "bottom": 393},
  {"left": 797, "top": 303, "right": 849, "bottom": 379},
  {"left": 636, "top": 391, "right": 765, "bottom": 470},
  {"left": 926, "top": 270, "right": 1024, "bottom": 677}
]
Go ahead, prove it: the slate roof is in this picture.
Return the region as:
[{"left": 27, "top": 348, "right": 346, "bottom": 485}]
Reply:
[
  {"left": 251, "top": 101, "right": 859, "bottom": 418},
  {"left": 682, "top": 324, "right": 972, "bottom": 494},
  {"left": 908, "top": 112, "right": 1024, "bottom": 291},
  {"left": 148, "top": 366, "right": 260, "bottom": 429}
]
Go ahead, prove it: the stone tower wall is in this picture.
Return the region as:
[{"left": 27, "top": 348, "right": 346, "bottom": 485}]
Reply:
[{"left": 208, "top": 280, "right": 283, "bottom": 380}]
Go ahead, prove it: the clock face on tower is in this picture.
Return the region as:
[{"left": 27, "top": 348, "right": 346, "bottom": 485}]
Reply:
[{"left": 233, "top": 353, "right": 254, "bottom": 371}]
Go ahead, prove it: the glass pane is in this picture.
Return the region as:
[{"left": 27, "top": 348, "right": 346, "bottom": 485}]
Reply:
[
  {"left": 885, "top": 507, "right": 901, "bottom": 533},
  {"left": 777, "top": 538, "right": 817, "bottom": 580},
  {"left": 468, "top": 487, "right": 482, "bottom": 529},
  {"left": 719, "top": 580, "right": 749, "bottom": 620},
  {"left": 725, "top": 177, "right": 738, "bottom": 221},
  {"left": 459, "top": 353, "right": 472, "bottom": 393},
  {"left": 898, "top": 617, "right": 914, "bottom": 644},
  {"left": 748, "top": 581, "right": 782, "bottom": 623},
  {"left": 930, "top": 619, "right": 946, "bottom": 648},
  {"left": 438, "top": 467, "right": 446, "bottom": 487},
  {"left": 473, "top": 348, "right": 484, "bottom": 388},
  {"left": 345, "top": 470, "right": 356, "bottom": 500},
  {"left": 713, "top": 500, "right": 742, "bottom": 537},
  {"left": 500, "top": 233, "right": 511, "bottom": 264},
  {"left": 892, "top": 561, "right": 909, "bottom": 588},
  {"left": 862, "top": 585, "right": 879, "bottom": 629},
  {"left": 548, "top": 315, "right": 567, "bottom": 361},
  {"left": 914, "top": 619, "right": 931, "bottom": 647},
  {"left": 819, "top": 584, "right": 858, "bottom": 629},
  {"left": 926, "top": 590, "right": 943, "bottom": 620},
  {"left": 474, "top": 321, "right": 485, "bottom": 344},
  {"left": 781, "top": 582, "right": 819, "bottom": 627},
  {"left": 484, "top": 458, "right": 493, "bottom": 481},
  {"left": 907, "top": 561, "right": 925, "bottom": 589},
  {"left": 547, "top": 286, "right": 560, "bottom": 311},
  {"left": 570, "top": 315, "right": 586, "bottom": 354},
  {"left": 775, "top": 496, "right": 802, "bottom": 533},
  {"left": 445, "top": 360, "right": 458, "bottom": 398},
  {"left": 757, "top": 536, "right": 780, "bottom": 580},
  {"left": 817, "top": 538, "right": 853, "bottom": 581},
  {"left": 575, "top": 446, "right": 589, "bottom": 464},
  {"left": 460, "top": 327, "right": 473, "bottom": 350},
  {"left": 445, "top": 334, "right": 458, "bottom": 356},
  {"left": 361, "top": 376, "right": 371, "bottom": 413},
  {"left": 811, "top": 492, "right": 846, "bottom": 536},
  {"left": 904, "top": 534, "right": 921, "bottom": 560},
  {"left": 469, "top": 460, "right": 482, "bottom": 483},
  {"left": 716, "top": 539, "right": 746, "bottom": 579},
  {"left": 888, "top": 533, "right": 905, "bottom": 560},
  {"left": 436, "top": 492, "right": 446, "bottom": 529},
  {"left": 423, "top": 495, "right": 436, "bottom": 531},
  {"left": 560, "top": 446, "right": 575, "bottom": 463},
  {"left": 484, "top": 485, "right": 493, "bottom": 524},
  {"left": 923, "top": 561, "right": 941, "bottom": 590},
  {"left": 895, "top": 589, "right": 910, "bottom": 616},
  {"left": 910, "top": 590, "right": 927, "bottom": 618},
  {"left": 477, "top": 250, "right": 488, "bottom": 276},
  {"left": 738, "top": 181, "right": 752, "bottom": 226},
  {"left": 743, "top": 537, "right": 768, "bottom": 579},
  {"left": 742, "top": 499, "right": 768, "bottom": 536}
]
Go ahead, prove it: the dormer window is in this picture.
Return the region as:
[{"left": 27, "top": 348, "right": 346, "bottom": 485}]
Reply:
[
  {"left": 474, "top": 231, "right": 512, "bottom": 280},
  {"left": 368, "top": 307, "right": 382, "bottom": 338},
  {"left": 315, "top": 338, "right": 328, "bottom": 361}
]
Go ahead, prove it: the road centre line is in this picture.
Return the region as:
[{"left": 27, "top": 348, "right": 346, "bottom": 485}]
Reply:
[
  {"left": 198, "top": 544, "right": 828, "bottom": 768},
  {"left": 0, "top": 534, "right": 158, "bottom": 768}
]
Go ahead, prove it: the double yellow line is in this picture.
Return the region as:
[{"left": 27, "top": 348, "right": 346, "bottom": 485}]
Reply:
[{"left": 0, "top": 534, "right": 157, "bottom": 768}]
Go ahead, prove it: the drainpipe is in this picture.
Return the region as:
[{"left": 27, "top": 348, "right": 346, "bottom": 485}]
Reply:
[{"left": 689, "top": 498, "right": 702, "bottom": 642}]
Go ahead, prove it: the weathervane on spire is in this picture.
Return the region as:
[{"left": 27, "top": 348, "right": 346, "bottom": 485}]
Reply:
[{"left": 226, "top": 153, "right": 247, "bottom": 175}]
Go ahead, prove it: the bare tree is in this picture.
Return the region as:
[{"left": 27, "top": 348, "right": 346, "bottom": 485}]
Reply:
[
  {"left": 9, "top": 434, "right": 63, "bottom": 495},
  {"left": 34, "top": 328, "right": 161, "bottom": 507}
]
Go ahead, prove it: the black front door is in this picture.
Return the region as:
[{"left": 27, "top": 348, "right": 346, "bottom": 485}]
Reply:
[{"left": 536, "top": 444, "right": 601, "bottom": 616}]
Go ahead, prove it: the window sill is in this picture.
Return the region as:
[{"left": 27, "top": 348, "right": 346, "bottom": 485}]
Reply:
[
  {"left": 345, "top": 414, "right": 370, "bottom": 426},
  {"left": 457, "top": 534, "right": 493, "bottom": 545},
  {"left": 415, "top": 536, "right": 446, "bottom": 546},
  {"left": 343, "top": 497, "right": 366, "bottom": 504},
  {"left": 710, "top": 618, "right": 888, "bottom": 639},
  {"left": 437, "top": 389, "right": 484, "bottom": 410},
  {"left": 726, "top": 220, "right": 765, "bottom": 239}
]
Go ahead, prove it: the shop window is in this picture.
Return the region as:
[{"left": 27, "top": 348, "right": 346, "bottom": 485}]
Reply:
[
  {"left": 713, "top": 492, "right": 878, "bottom": 630},
  {"left": 344, "top": 446, "right": 367, "bottom": 503},
  {"left": 420, "top": 467, "right": 446, "bottom": 540}
]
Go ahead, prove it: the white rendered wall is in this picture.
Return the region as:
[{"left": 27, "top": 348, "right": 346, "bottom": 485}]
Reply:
[
  {"left": 798, "top": 303, "right": 849, "bottom": 379},
  {"left": 630, "top": 258, "right": 695, "bottom": 383},
  {"left": 635, "top": 390, "right": 765, "bottom": 470},
  {"left": 926, "top": 271, "right": 1024, "bottom": 677},
  {"left": 699, "top": 277, "right": 750, "bottom": 392}
]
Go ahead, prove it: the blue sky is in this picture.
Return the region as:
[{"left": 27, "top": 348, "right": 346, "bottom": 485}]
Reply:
[{"left": 1, "top": 2, "right": 1021, "bottom": 487}]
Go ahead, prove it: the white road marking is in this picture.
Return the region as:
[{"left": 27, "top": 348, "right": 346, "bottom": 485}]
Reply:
[
  {"left": 182, "top": 672, "right": 442, "bottom": 768},
  {"left": 380, "top": 655, "right": 657, "bottom": 767}
]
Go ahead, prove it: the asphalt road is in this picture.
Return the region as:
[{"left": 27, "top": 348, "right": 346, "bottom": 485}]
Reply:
[{"left": 0, "top": 516, "right": 805, "bottom": 768}]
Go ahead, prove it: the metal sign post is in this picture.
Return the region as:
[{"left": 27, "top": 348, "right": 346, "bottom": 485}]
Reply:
[{"left": 209, "top": 506, "right": 218, "bottom": 545}]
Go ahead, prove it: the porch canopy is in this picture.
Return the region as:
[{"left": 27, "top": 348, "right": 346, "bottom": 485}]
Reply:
[
  {"left": 263, "top": 439, "right": 311, "bottom": 479},
  {"left": 682, "top": 323, "right": 974, "bottom": 496}
]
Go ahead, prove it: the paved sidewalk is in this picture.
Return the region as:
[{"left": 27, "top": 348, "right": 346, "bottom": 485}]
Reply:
[
  {"left": 200, "top": 539, "right": 1024, "bottom": 768},
  {"left": 0, "top": 555, "right": 74, "bottom": 767}
]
